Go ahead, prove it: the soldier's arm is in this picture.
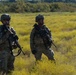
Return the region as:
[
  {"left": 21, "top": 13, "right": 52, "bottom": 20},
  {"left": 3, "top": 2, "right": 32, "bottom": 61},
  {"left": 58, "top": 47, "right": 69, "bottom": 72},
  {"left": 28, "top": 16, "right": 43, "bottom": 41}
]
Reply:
[
  {"left": 11, "top": 27, "right": 16, "bottom": 34},
  {"left": 30, "top": 28, "right": 36, "bottom": 51},
  {"left": 46, "top": 26, "right": 52, "bottom": 39},
  {"left": 11, "top": 27, "right": 19, "bottom": 39}
]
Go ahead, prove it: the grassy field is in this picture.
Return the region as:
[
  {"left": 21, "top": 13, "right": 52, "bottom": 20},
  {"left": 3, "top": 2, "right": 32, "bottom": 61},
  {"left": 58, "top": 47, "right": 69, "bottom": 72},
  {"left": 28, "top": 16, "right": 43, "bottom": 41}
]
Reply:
[{"left": 0, "top": 12, "right": 76, "bottom": 75}]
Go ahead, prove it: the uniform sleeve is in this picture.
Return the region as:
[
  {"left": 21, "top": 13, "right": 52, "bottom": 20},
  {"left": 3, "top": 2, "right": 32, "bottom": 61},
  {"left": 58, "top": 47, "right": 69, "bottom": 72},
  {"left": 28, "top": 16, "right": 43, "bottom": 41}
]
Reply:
[
  {"left": 11, "top": 27, "right": 16, "bottom": 34},
  {"left": 30, "top": 28, "right": 36, "bottom": 51},
  {"left": 11, "top": 27, "right": 19, "bottom": 39},
  {"left": 46, "top": 27, "right": 52, "bottom": 40}
]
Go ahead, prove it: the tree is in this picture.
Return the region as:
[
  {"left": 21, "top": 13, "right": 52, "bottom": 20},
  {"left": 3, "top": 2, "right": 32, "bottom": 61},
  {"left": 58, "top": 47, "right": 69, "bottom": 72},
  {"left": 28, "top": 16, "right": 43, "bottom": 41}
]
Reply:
[
  {"left": 9, "top": 0, "right": 15, "bottom": 2},
  {"left": 16, "top": 0, "right": 25, "bottom": 12}
]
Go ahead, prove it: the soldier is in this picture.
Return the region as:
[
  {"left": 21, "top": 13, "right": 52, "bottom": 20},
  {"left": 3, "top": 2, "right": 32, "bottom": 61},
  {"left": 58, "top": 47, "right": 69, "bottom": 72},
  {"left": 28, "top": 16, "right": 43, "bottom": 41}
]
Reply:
[
  {"left": 30, "top": 14, "right": 55, "bottom": 61},
  {"left": 0, "top": 14, "right": 18, "bottom": 74}
]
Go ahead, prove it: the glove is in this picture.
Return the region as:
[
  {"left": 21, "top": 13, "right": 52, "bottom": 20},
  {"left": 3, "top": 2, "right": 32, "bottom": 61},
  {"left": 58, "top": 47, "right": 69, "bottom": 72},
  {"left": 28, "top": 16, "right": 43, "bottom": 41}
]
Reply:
[
  {"left": 31, "top": 49, "right": 37, "bottom": 54},
  {"left": 12, "top": 43, "right": 17, "bottom": 49}
]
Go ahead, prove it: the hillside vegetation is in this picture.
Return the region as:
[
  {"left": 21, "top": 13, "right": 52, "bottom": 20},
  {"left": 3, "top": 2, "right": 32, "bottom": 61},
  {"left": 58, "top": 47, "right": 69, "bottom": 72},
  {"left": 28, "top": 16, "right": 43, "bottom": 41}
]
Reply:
[
  {"left": 0, "top": 2, "right": 76, "bottom": 13},
  {"left": 0, "top": 12, "right": 76, "bottom": 75}
]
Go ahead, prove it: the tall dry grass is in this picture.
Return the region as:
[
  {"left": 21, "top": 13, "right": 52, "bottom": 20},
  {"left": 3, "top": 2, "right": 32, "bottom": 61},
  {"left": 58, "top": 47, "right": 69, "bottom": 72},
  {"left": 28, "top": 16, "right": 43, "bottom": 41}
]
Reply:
[{"left": 0, "top": 12, "right": 76, "bottom": 75}]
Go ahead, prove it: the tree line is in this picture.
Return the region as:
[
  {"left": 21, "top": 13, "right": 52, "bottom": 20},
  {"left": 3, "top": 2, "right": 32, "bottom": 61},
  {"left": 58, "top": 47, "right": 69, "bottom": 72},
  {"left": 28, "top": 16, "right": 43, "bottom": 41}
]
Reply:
[
  {"left": 0, "top": 2, "right": 76, "bottom": 13},
  {"left": 0, "top": 0, "right": 76, "bottom": 3}
]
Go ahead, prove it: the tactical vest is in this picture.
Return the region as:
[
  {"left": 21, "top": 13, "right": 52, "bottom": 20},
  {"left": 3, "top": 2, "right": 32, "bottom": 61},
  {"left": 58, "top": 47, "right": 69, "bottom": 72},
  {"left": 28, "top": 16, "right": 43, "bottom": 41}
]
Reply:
[
  {"left": 34, "top": 24, "right": 52, "bottom": 48},
  {"left": 0, "top": 25, "right": 17, "bottom": 51}
]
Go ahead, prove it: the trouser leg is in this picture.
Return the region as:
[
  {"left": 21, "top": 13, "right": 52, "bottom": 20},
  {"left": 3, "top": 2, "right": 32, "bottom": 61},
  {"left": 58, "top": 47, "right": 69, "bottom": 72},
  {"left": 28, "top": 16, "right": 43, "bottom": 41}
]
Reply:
[
  {"left": 43, "top": 48, "right": 55, "bottom": 61},
  {"left": 1, "top": 51, "right": 8, "bottom": 74},
  {"left": 34, "top": 50, "right": 42, "bottom": 61},
  {"left": 7, "top": 54, "right": 15, "bottom": 71}
]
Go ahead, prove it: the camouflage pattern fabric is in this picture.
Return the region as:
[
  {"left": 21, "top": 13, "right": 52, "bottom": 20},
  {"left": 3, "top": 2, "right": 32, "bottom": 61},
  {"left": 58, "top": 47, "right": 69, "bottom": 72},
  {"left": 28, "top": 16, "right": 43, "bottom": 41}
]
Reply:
[
  {"left": 30, "top": 24, "right": 55, "bottom": 61},
  {"left": 0, "top": 25, "right": 15, "bottom": 73}
]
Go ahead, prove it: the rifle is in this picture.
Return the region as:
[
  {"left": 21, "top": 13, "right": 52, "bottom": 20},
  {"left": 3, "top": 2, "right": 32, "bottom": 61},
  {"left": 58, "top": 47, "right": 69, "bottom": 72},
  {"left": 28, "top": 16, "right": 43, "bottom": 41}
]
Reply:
[
  {"left": 13, "top": 39, "right": 25, "bottom": 57},
  {"left": 4, "top": 25, "right": 25, "bottom": 57},
  {"left": 51, "top": 41, "right": 58, "bottom": 51}
]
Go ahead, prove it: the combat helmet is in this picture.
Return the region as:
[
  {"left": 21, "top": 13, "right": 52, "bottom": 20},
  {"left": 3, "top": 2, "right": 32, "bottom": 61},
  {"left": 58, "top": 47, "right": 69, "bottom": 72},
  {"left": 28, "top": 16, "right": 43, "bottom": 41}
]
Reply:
[
  {"left": 0, "top": 14, "right": 11, "bottom": 22},
  {"left": 35, "top": 14, "right": 44, "bottom": 22}
]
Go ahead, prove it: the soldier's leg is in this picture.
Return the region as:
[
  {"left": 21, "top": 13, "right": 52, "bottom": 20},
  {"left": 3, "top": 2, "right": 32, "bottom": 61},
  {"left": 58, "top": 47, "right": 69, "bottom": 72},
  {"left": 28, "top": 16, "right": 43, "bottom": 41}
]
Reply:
[
  {"left": 7, "top": 54, "right": 15, "bottom": 71},
  {"left": 43, "top": 48, "right": 55, "bottom": 61},
  {"left": 1, "top": 51, "right": 9, "bottom": 74},
  {"left": 34, "top": 50, "right": 42, "bottom": 61}
]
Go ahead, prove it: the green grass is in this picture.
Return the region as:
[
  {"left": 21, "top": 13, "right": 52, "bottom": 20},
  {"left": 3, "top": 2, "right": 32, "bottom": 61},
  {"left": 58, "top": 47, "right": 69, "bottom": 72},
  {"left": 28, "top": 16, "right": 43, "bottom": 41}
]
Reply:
[{"left": 0, "top": 12, "right": 76, "bottom": 75}]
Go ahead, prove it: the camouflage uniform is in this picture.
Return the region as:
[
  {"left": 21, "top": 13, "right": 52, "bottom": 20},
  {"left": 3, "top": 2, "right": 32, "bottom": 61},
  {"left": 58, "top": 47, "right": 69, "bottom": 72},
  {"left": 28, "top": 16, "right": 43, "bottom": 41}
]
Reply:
[
  {"left": 30, "top": 24, "right": 55, "bottom": 61},
  {"left": 0, "top": 25, "right": 15, "bottom": 73}
]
